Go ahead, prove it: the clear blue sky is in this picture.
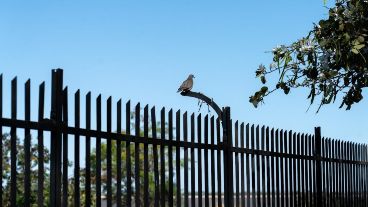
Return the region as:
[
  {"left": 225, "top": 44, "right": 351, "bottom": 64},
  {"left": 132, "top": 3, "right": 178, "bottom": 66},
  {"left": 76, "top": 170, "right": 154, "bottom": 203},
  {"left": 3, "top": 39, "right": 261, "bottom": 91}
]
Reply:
[{"left": 0, "top": 0, "right": 366, "bottom": 144}]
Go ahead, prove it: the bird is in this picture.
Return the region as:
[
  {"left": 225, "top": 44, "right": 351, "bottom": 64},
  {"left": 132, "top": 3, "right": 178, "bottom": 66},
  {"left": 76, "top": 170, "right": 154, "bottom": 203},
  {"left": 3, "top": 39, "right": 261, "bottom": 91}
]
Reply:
[{"left": 177, "top": 74, "right": 195, "bottom": 93}]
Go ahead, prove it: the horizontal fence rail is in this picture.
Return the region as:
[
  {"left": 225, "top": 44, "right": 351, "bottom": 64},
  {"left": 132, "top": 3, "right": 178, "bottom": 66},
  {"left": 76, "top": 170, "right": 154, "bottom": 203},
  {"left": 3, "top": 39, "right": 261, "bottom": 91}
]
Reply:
[{"left": 0, "top": 69, "right": 367, "bottom": 207}]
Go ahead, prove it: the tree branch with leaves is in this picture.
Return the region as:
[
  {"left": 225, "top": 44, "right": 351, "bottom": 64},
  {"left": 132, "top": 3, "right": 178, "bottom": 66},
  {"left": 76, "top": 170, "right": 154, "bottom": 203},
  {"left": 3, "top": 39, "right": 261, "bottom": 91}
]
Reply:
[{"left": 250, "top": 0, "right": 368, "bottom": 112}]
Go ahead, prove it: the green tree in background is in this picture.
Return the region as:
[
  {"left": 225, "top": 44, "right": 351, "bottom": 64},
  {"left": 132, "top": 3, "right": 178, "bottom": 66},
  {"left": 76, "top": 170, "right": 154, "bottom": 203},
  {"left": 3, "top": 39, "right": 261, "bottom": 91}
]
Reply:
[
  {"left": 250, "top": 0, "right": 368, "bottom": 112},
  {"left": 1, "top": 133, "right": 51, "bottom": 207},
  {"left": 1, "top": 116, "right": 180, "bottom": 206}
]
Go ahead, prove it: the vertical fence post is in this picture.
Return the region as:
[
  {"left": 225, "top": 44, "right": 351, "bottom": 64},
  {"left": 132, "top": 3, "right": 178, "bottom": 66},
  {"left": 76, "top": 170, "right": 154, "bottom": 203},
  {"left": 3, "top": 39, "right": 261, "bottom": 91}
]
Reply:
[
  {"left": 315, "top": 127, "right": 322, "bottom": 207},
  {"left": 223, "top": 106, "right": 233, "bottom": 207},
  {"left": 50, "top": 69, "right": 63, "bottom": 207}
]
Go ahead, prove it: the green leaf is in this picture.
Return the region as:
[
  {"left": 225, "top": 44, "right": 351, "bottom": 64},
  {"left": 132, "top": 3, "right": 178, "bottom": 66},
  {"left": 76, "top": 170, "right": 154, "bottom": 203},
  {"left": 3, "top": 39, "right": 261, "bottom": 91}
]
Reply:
[
  {"left": 354, "top": 44, "right": 365, "bottom": 50},
  {"left": 352, "top": 48, "right": 359, "bottom": 54},
  {"left": 357, "top": 36, "right": 365, "bottom": 43}
]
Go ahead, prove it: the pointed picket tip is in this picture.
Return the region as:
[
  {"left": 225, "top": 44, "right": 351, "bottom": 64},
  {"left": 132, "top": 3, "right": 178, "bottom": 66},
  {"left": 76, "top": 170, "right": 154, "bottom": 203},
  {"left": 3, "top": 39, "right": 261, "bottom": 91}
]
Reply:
[
  {"left": 74, "top": 89, "right": 80, "bottom": 96},
  {"left": 126, "top": 99, "right": 131, "bottom": 106},
  {"left": 176, "top": 109, "right": 180, "bottom": 116},
  {"left": 86, "top": 91, "right": 91, "bottom": 97},
  {"left": 288, "top": 130, "right": 293, "bottom": 136},
  {"left": 204, "top": 114, "right": 209, "bottom": 122},
  {"left": 256, "top": 125, "right": 260, "bottom": 131},
  {"left": 210, "top": 115, "right": 214, "bottom": 122},
  {"left": 260, "top": 125, "right": 265, "bottom": 131},
  {"left": 25, "top": 78, "right": 31, "bottom": 86},
  {"left": 197, "top": 113, "right": 201, "bottom": 119},
  {"left": 107, "top": 96, "right": 112, "bottom": 103},
  {"left": 135, "top": 102, "right": 140, "bottom": 109},
  {"left": 63, "top": 86, "right": 68, "bottom": 93},
  {"left": 11, "top": 76, "right": 17, "bottom": 84},
  {"left": 160, "top": 107, "right": 166, "bottom": 115},
  {"left": 97, "top": 94, "right": 102, "bottom": 100},
  {"left": 235, "top": 120, "right": 238, "bottom": 126},
  {"left": 190, "top": 112, "right": 195, "bottom": 118},
  {"left": 117, "top": 98, "right": 122, "bottom": 106},
  {"left": 39, "top": 81, "right": 45, "bottom": 88}
]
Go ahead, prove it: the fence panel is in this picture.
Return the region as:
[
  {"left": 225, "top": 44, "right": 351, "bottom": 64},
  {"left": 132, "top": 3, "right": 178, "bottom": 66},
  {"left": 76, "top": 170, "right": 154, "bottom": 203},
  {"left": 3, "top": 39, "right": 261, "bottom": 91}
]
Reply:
[{"left": 0, "top": 70, "right": 367, "bottom": 207}]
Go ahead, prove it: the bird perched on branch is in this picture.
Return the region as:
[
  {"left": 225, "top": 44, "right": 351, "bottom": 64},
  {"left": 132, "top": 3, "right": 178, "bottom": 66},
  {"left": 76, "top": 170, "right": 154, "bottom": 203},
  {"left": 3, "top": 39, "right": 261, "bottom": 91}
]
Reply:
[{"left": 177, "top": 74, "right": 195, "bottom": 93}]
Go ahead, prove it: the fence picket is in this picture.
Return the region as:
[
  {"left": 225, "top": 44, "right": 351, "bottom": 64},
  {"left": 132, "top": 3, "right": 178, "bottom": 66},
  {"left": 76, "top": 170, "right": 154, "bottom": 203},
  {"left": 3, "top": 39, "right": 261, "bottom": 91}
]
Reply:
[
  {"left": 204, "top": 115, "right": 209, "bottom": 207},
  {"left": 235, "top": 121, "right": 239, "bottom": 207},
  {"left": 275, "top": 129, "right": 280, "bottom": 207},
  {"left": 144, "top": 105, "right": 149, "bottom": 207},
  {"left": 270, "top": 128, "right": 275, "bottom": 207},
  {"left": 85, "top": 92, "right": 91, "bottom": 207},
  {"left": 96, "top": 95, "right": 102, "bottom": 207},
  {"left": 210, "top": 117, "right": 216, "bottom": 207},
  {"left": 217, "top": 118, "right": 222, "bottom": 207},
  {"left": 106, "top": 97, "right": 112, "bottom": 207},
  {"left": 256, "top": 125, "right": 261, "bottom": 207},
  {"left": 37, "top": 82, "right": 45, "bottom": 207},
  {"left": 161, "top": 108, "right": 166, "bottom": 207},
  {"left": 151, "top": 107, "right": 159, "bottom": 207},
  {"left": 10, "top": 77, "right": 17, "bottom": 207},
  {"left": 183, "top": 112, "right": 189, "bottom": 207},
  {"left": 168, "top": 109, "right": 174, "bottom": 207},
  {"left": 280, "top": 129, "right": 284, "bottom": 207},
  {"left": 24, "top": 79, "right": 31, "bottom": 207},
  {"left": 240, "top": 123, "right": 246, "bottom": 207},
  {"left": 251, "top": 125, "right": 256, "bottom": 207},
  {"left": 135, "top": 103, "right": 141, "bottom": 207},
  {"left": 190, "top": 113, "right": 195, "bottom": 207},
  {"left": 266, "top": 127, "right": 271, "bottom": 207},
  {"left": 116, "top": 99, "right": 122, "bottom": 207},
  {"left": 283, "top": 130, "right": 288, "bottom": 207},
  {"left": 261, "top": 126, "right": 266, "bottom": 207},
  {"left": 289, "top": 131, "right": 293, "bottom": 207},
  {"left": 176, "top": 110, "right": 181, "bottom": 207},
  {"left": 74, "top": 90, "right": 81, "bottom": 207},
  {"left": 197, "top": 114, "right": 202, "bottom": 207},
  {"left": 62, "top": 87, "right": 68, "bottom": 207},
  {"left": 126, "top": 101, "right": 132, "bottom": 207}
]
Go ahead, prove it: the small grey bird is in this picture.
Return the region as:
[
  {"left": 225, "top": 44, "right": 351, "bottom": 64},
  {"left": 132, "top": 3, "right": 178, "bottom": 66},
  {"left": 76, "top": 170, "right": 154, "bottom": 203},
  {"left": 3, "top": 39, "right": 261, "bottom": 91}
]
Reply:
[{"left": 177, "top": 74, "right": 195, "bottom": 93}]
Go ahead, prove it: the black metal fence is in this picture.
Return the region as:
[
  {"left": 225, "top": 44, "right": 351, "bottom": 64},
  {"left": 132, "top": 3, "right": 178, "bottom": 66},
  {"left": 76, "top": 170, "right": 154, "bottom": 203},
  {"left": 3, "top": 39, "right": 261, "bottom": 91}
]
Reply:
[{"left": 0, "top": 69, "right": 367, "bottom": 207}]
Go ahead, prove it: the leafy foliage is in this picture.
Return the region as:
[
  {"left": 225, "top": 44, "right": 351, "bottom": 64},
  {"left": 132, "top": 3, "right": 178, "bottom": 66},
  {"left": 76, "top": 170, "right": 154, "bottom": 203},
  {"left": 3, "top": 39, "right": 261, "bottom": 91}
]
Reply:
[
  {"left": 250, "top": 0, "right": 368, "bottom": 111},
  {"left": 1, "top": 133, "right": 51, "bottom": 207},
  {"left": 1, "top": 114, "right": 181, "bottom": 206}
]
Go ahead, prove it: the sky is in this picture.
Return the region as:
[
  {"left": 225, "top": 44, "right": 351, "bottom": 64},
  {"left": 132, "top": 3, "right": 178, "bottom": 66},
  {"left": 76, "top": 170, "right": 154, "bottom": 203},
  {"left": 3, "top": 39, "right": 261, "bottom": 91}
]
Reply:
[{"left": 0, "top": 0, "right": 367, "bottom": 145}]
